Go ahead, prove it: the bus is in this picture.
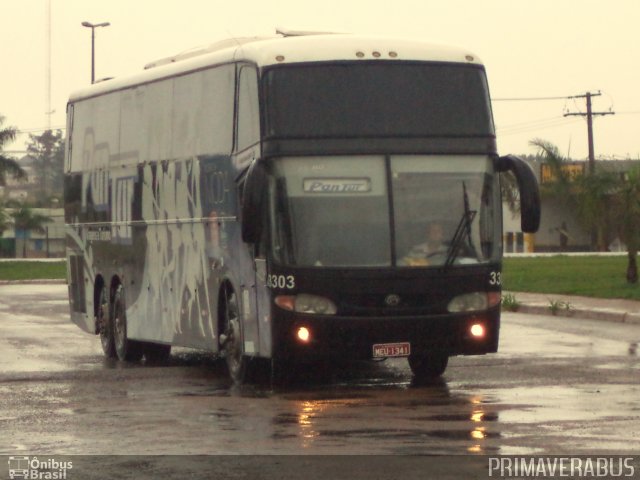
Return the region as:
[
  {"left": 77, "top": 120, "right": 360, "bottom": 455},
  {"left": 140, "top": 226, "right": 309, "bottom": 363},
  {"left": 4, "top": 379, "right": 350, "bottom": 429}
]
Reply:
[{"left": 64, "top": 31, "right": 540, "bottom": 382}]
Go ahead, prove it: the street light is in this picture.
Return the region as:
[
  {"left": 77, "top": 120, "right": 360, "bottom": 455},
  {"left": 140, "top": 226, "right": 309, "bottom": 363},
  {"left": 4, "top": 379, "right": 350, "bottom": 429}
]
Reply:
[{"left": 81, "top": 21, "right": 110, "bottom": 84}]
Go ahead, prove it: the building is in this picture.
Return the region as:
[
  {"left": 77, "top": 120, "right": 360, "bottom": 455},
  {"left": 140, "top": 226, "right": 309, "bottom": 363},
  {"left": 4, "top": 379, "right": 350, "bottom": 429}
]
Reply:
[
  {"left": 503, "top": 157, "right": 640, "bottom": 253},
  {"left": 0, "top": 207, "right": 65, "bottom": 258}
]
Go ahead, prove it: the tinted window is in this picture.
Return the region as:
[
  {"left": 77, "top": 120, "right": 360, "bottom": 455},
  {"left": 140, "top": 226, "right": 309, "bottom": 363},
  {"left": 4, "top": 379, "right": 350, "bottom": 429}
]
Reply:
[
  {"left": 237, "top": 66, "right": 260, "bottom": 151},
  {"left": 264, "top": 63, "right": 494, "bottom": 139}
]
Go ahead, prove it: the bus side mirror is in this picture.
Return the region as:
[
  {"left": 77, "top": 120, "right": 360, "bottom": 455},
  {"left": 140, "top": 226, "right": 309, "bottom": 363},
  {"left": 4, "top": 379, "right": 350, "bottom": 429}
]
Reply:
[
  {"left": 241, "top": 160, "right": 267, "bottom": 243},
  {"left": 497, "top": 155, "right": 541, "bottom": 233}
]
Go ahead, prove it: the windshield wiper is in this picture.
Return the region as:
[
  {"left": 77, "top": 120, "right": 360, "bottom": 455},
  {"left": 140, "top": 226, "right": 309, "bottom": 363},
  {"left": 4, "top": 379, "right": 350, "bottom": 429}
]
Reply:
[{"left": 445, "top": 182, "right": 477, "bottom": 268}]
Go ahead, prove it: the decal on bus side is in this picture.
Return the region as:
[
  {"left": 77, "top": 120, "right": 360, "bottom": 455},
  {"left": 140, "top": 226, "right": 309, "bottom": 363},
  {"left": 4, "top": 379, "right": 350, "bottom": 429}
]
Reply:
[{"left": 489, "top": 271, "right": 502, "bottom": 286}]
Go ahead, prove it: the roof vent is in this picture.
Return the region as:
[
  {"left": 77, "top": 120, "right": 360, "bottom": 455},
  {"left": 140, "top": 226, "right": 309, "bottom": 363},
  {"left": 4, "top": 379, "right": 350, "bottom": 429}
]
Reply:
[{"left": 275, "top": 27, "right": 341, "bottom": 37}]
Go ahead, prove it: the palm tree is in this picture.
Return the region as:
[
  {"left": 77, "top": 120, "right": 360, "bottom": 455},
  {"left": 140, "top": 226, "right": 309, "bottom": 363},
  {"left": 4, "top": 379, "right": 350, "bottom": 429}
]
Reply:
[
  {"left": 10, "top": 206, "right": 52, "bottom": 258},
  {"left": 530, "top": 138, "right": 616, "bottom": 251},
  {"left": 529, "top": 138, "right": 573, "bottom": 203},
  {"left": 0, "top": 202, "right": 8, "bottom": 235},
  {"left": 573, "top": 169, "right": 618, "bottom": 251},
  {"left": 0, "top": 115, "right": 27, "bottom": 186},
  {"left": 611, "top": 167, "right": 640, "bottom": 283}
]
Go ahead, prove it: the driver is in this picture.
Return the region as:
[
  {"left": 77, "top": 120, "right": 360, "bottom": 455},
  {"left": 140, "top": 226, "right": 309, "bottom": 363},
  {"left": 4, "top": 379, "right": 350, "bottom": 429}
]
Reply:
[{"left": 400, "top": 222, "right": 448, "bottom": 266}]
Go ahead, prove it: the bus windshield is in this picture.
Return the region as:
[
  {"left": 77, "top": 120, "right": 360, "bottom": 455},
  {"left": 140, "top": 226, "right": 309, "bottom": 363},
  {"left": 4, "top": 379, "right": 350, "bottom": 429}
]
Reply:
[
  {"left": 263, "top": 63, "right": 494, "bottom": 138},
  {"left": 269, "top": 155, "right": 500, "bottom": 268}
]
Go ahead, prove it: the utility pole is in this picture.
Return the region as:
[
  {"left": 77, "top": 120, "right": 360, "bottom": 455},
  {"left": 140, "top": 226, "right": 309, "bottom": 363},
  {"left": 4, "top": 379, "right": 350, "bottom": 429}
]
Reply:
[
  {"left": 564, "top": 91, "right": 615, "bottom": 174},
  {"left": 564, "top": 91, "right": 615, "bottom": 252},
  {"left": 45, "top": 0, "right": 52, "bottom": 130}
]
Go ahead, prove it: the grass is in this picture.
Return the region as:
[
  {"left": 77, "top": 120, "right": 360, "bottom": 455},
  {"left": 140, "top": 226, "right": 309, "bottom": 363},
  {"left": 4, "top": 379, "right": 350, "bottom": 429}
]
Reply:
[
  {"left": 503, "top": 255, "right": 640, "bottom": 301},
  {"left": 0, "top": 260, "right": 66, "bottom": 281}
]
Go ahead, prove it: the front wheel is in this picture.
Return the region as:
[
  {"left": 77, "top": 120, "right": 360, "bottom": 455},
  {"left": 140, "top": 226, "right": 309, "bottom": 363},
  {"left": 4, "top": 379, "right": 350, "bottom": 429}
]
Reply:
[
  {"left": 408, "top": 352, "right": 449, "bottom": 380},
  {"left": 113, "top": 285, "right": 144, "bottom": 362},
  {"left": 219, "top": 287, "right": 248, "bottom": 383}
]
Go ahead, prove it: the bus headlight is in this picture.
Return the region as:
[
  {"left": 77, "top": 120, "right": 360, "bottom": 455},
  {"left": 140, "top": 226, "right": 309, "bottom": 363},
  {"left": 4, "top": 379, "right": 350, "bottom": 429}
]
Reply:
[
  {"left": 275, "top": 294, "right": 338, "bottom": 315},
  {"left": 447, "top": 292, "right": 489, "bottom": 313}
]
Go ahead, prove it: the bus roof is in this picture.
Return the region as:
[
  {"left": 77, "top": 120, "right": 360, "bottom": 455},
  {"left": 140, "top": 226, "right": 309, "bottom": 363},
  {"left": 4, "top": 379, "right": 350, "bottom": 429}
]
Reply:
[{"left": 68, "top": 33, "right": 483, "bottom": 102}]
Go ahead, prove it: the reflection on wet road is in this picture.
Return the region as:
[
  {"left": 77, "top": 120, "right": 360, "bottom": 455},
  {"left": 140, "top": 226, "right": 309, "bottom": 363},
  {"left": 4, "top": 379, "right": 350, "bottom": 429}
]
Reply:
[{"left": 0, "top": 284, "right": 638, "bottom": 455}]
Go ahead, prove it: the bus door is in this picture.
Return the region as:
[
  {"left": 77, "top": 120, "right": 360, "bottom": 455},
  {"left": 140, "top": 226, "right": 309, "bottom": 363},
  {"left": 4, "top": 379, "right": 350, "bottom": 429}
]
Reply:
[
  {"left": 234, "top": 63, "right": 268, "bottom": 358},
  {"left": 254, "top": 256, "right": 273, "bottom": 357}
]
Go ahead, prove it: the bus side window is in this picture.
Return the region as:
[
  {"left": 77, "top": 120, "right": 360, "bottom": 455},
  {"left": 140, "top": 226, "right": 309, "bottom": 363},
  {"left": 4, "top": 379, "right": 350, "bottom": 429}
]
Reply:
[{"left": 236, "top": 65, "right": 260, "bottom": 152}]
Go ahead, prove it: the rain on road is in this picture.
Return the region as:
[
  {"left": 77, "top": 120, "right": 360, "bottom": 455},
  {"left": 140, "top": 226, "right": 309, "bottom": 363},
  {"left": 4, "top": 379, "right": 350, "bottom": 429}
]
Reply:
[{"left": 0, "top": 283, "right": 638, "bottom": 457}]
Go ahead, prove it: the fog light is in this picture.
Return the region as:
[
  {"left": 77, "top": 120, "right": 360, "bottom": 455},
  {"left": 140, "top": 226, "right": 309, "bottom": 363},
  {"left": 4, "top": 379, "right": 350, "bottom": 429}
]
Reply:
[
  {"left": 297, "top": 326, "right": 311, "bottom": 343},
  {"left": 470, "top": 323, "right": 485, "bottom": 338}
]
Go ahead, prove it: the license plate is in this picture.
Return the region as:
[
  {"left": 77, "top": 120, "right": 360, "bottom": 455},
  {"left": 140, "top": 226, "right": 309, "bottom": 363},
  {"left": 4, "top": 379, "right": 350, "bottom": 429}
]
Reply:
[{"left": 372, "top": 342, "right": 411, "bottom": 358}]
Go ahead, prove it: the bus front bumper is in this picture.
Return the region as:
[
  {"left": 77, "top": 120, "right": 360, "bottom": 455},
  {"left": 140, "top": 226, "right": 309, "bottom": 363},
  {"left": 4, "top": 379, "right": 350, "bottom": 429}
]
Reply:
[{"left": 272, "top": 308, "right": 500, "bottom": 361}]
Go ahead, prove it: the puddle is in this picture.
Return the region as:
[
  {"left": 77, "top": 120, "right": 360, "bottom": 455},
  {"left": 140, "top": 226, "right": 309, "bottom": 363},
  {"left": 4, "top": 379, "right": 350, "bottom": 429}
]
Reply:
[
  {"left": 414, "top": 412, "right": 499, "bottom": 422},
  {"left": 316, "top": 426, "right": 501, "bottom": 441},
  {"left": 489, "top": 384, "right": 640, "bottom": 424}
]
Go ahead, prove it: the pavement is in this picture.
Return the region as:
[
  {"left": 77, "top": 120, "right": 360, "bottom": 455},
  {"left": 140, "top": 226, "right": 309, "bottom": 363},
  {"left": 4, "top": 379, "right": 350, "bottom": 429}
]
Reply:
[{"left": 506, "top": 291, "right": 640, "bottom": 325}]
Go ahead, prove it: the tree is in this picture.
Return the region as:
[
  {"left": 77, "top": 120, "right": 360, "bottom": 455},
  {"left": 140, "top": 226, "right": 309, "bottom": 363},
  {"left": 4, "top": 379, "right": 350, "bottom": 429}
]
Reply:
[
  {"left": 611, "top": 167, "right": 640, "bottom": 283},
  {"left": 529, "top": 138, "right": 574, "bottom": 204},
  {"left": 26, "top": 129, "right": 65, "bottom": 205},
  {"left": 573, "top": 169, "right": 618, "bottom": 252},
  {"left": 0, "top": 203, "right": 9, "bottom": 236},
  {"left": 10, "top": 206, "right": 52, "bottom": 258},
  {"left": 0, "top": 115, "right": 27, "bottom": 187},
  {"left": 532, "top": 138, "right": 640, "bottom": 283},
  {"left": 530, "top": 137, "right": 615, "bottom": 251}
]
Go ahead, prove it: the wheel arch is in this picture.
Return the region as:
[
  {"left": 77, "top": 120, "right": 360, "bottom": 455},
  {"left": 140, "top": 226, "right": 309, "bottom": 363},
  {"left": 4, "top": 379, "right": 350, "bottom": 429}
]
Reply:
[{"left": 92, "top": 274, "right": 123, "bottom": 316}]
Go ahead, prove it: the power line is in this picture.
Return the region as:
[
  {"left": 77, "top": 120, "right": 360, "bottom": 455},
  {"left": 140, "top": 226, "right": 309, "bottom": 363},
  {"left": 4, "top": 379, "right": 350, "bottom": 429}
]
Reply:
[
  {"left": 15, "top": 126, "right": 66, "bottom": 134},
  {"left": 497, "top": 116, "right": 583, "bottom": 136},
  {"left": 493, "top": 95, "right": 570, "bottom": 102},
  {"left": 497, "top": 115, "right": 562, "bottom": 129}
]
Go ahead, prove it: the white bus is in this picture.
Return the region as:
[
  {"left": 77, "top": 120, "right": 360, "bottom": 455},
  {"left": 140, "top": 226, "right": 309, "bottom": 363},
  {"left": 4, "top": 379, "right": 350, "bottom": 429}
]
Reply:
[{"left": 64, "top": 31, "right": 539, "bottom": 382}]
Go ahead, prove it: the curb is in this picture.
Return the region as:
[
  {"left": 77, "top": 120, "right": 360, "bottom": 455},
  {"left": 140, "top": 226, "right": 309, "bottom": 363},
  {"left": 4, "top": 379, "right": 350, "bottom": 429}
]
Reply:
[
  {"left": 0, "top": 279, "right": 67, "bottom": 285},
  {"left": 508, "top": 303, "right": 640, "bottom": 325}
]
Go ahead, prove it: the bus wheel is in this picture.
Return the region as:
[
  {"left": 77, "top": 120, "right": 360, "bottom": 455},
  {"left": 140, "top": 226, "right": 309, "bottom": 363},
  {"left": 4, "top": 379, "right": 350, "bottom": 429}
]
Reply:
[
  {"left": 408, "top": 352, "right": 449, "bottom": 380},
  {"left": 97, "top": 285, "right": 116, "bottom": 358},
  {"left": 113, "top": 286, "right": 143, "bottom": 362},
  {"left": 220, "top": 288, "right": 247, "bottom": 382}
]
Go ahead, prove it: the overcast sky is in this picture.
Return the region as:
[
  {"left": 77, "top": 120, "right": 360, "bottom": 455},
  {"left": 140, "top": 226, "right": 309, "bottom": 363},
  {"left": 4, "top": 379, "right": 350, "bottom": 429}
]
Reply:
[{"left": 2, "top": 0, "right": 638, "bottom": 159}]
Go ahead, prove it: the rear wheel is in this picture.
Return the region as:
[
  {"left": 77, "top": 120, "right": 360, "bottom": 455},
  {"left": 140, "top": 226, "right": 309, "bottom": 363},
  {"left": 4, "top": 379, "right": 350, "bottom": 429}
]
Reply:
[
  {"left": 408, "top": 352, "right": 449, "bottom": 380},
  {"left": 113, "top": 285, "right": 143, "bottom": 362},
  {"left": 97, "top": 285, "right": 116, "bottom": 358}
]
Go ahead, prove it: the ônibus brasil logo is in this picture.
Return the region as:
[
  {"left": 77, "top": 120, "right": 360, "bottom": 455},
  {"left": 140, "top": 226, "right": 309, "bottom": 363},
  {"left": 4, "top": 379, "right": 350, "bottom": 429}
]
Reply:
[{"left": 8, "top": 457, "right": 73, "bottom": 480}]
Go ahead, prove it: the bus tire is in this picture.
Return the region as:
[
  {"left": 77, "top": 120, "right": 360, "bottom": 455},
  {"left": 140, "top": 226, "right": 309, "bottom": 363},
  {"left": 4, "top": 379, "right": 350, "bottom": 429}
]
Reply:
[
  {"left": 220, "top": 286, "right": 248, "bottom": 383},
  {"left": 408, "top": 352, "right": 449, "bottom": 380},
  {"left": 97, "top": 285, "right": 116, "bottom": 358},
  {"left": 113, "top": 285, "right": 144, "bottom": 362}
]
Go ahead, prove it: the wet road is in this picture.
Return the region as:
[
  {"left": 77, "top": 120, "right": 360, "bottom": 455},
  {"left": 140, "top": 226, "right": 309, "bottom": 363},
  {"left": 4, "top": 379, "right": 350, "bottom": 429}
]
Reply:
[{"left": 1, "top": 284, "right": 639, "bottom": 457}]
